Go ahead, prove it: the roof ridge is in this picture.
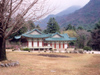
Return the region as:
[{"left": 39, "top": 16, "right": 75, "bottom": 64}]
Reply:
[
  {"left": 23, "top": 29, "right": 43, "bottom": 35},
  {"left": 51, "top": 32, "right": 63, "bottom": 38}
]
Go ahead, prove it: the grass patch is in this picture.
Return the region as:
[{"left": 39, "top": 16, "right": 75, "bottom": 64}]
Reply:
[
  {"left": 38, "top": 54, "right": 70, "bottom": 58},
  {"left": 0, "top": 52, "right": 100, "bottom": 75},
  {"left": 81, "top": 54, "right": 100, "bottom": 75}
]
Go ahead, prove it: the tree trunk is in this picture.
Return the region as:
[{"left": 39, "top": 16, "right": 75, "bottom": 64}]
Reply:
[
  {"left": 0, "top": 37, "right": 7, "bottom": 61},
  {"left": 0, "top": 22, "right": 7, "bottom": 61}
]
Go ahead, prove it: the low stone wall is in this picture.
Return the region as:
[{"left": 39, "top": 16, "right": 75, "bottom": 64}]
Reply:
[
  {"left": 0, "top": 60, "right": 20, "bottom": 67},
  {"left": 84, "top": 51, "right": 100, "bottom": 54}
]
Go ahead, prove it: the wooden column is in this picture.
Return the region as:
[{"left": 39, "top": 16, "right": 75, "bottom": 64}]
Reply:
[
  {"left": 63, "top": 42, "right": 65, "bottom": 48},
  {"left": 54, "top": 42, "right": 56, "bottom": 48},
  {"left": 50, "top": 42, "right": 52, "bottom": 47},
  {"left": 45, "top": 42, "right": 47, "bottom": 46},
  {"left": 27, "top": 41, "right": 28, "bottom": 47},
  {"left": 32, "top": 41, "right": 34, "bottom": 47},
  {"left": 42, "top": 41, "right": 44, "bottom": 47},
  {"left": 37, "top": 41, "right": 39, "bottom": 47},
  {"left": 59, "top": 42, "right": 61, "bottom": 49},
  {"left": 67, "top": 43, "right": 69, "bottom": 47}
]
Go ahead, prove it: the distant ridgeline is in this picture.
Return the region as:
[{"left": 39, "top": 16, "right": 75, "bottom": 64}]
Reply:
[
  {"left": 58, "top": 0, "right": 100, "bottom": 29},
  {"left": 36, "top": 0, "right": 100, "bottom": 30}
]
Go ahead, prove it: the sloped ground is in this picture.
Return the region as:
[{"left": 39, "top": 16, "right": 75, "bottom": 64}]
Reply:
[
  {"left": 0, "top": 52, "right": 100, "bottom": 75},
  {"left": 63, "top": 30, "right": 77, "bottom": 37}
]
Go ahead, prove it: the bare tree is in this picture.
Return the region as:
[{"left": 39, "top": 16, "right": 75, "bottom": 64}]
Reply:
[
  {"left": 0, "top": 0, "right": 53, "bottom": 61},
  {"left": 76, "top": 30, "right": 91, "bottom": 48},
  {"left": 91, "top": 21, "right": 100, "bottom": 50}
]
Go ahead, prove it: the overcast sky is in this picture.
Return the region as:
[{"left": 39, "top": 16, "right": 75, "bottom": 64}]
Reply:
[{"left": 49, "top": 0, "right": 90, "bottom": 14}]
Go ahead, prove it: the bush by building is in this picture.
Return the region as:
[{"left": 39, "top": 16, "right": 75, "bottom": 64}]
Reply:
[{"left": 83, "top": 46, "right": 92, "bottom": 51}]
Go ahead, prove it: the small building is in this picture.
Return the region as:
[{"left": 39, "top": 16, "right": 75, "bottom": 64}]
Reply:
[{"left": 15, "top": 29, "right": 76, "bottom": 51}]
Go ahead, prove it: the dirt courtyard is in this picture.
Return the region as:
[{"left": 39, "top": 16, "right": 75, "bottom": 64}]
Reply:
[{"left": 0, "top": 52, "right": 100, "bottom": 75}]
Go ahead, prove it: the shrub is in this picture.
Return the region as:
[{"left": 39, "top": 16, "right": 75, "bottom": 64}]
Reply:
[
  {"left": 78, "top": 49, "right": 84, "bottom": 53},
  {"left": 83, "top": 46, "right": 92, "bottom": 51},
  {"left": 12, "top": 49, "right": 16, "bottom": 51},
  {"left": 6, "top": 46, "right": 14, "bottom": 49},
  {"left": 74, "top": 47, "right": 77, "bottom": 50},
  {"left": 20, "top": 48, "right": 24, "bottom": 50},
  {"left": 23, "top": 48, "right": 30, "bottom": 51},
  {"left": 65, "top": 49, "right": 67, "bottom": 51},
  {"left": 44, "top": 50, "right": 46, "bottom": 52},
  {"left": 54, "top": 49, "right": 57, "bottom": 51},
  {"left": 50, "top": 48, "right": 53, "bottom": 53}
]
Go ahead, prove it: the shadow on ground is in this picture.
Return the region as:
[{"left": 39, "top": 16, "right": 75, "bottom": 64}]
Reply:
[{"left": 38, "top": 54, "right": 70, "bottom": 58}]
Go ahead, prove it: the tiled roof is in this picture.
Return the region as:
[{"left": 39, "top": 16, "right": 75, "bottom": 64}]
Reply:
[
  {"left": 14, "top": 29, "right": 76, "bottom": 41},
  {"left": 45, "top": 34, "right": 76, "bottom": 41},
  {"left": 14, "top": 36, "right": 21, "bottom": 39},
  {"left": 22, "top": 34, "right": 51, "bottom": 38},
  {"left": 15, "top": 29, "right": 51, "bottom": 39},
  {"left": 24, "top": 29, "right": 42, "bottom": 34},
  {"left": 51, "top": 32, "right": 64, "bottom": 38}
]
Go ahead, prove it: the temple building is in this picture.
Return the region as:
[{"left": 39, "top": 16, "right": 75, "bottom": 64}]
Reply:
[{"left": 15, "top": 29, "right": 76, "bottom": 51}]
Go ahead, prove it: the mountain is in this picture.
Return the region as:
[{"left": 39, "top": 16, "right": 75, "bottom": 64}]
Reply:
[
  {"left": 35, "top": 15, "right": 55, "bottom": 29},
  {"left": 56, "top": 6, "right": 81, "bottom": 17},
  {"left": 35, "top": 6, "right": 81, "bottom": 29},
  {"left": 37, "top": 0, "right": 100, "bottom": 30},
  {"left": 58, "top": 0, "right": 100, "bottom": 29}
]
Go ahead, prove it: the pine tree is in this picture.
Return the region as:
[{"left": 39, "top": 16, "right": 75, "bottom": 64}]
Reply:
[
  {"left": 66, "top": 24, "right": 73, "bottom": 30},
  {"left": 91, "top": 21, "right": 100, "bottom": 50},
  {"left": 77, "top": 26, "right": 83, "bottom": 30},
  {"left": 9, "top": 27, "right": 27, "bottom": 39},
  {"left": 73, "top": 26, "right": 76, "bottom": 31},
  {"left": 94, "top": 20, "right": 100, "bottom": 29},
  {"left": 36, "top": 25, "right": 42, "bottom": 31},
  {"left": 64, "top": 24, "right": 76, "bottom": 30},
  {"left": 27, "top": 20, "right": 35, "bottom": 31},
  {"left": 46, "top": 18, "right": 60, "bottom": 33}
]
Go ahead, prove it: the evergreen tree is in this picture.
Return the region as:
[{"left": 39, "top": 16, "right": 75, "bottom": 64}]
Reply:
[
  {"left": 27, "top": 20, "right": 35, "bottom": 31},
  {"left": 46, "top": 18, "right": 60, "bottom": 33},
  {"left": 43, "top": 29, "right": 48, "bottom": 34},
  {"left": 94, "top": 20, "right": 100, "bottom": 29},
  {"left": 77, "top": 26, "right": 83, "bottom": 30},
  {"left": 91, "top": 21, "right": 100, "bottom": 50},
  {"left": 36, "top": 25, "right": 42, "bottom": 31},
  {"left": 73, "top": 26, "right": 76, "bottom": 31},
  {"left": 64, "top": 24, "right": 76, "bottom": 31},
  {"left": 9, "top": 20, "right": 36, "bottom": 39},
  {"left": 66, "top": 24, "right": 73, "bottom": 30},
  {"left": 9, "top": 27, "right": 27, "bottom": 39},
  {"left": 9, "top": 16, "right": 27, "bottom": 39}
]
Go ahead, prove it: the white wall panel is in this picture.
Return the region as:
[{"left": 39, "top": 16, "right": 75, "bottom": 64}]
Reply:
[
  {"left": 39, "top": 41, "right": 42, "bottom": 47},
  {"left": 65, "top": 44, "right": 68, "bottom": 48},
  {"left": 34, "top": 41, "right": 37, "bottom": 47},
  {"left": 28, "top": 41, "right": 32, "bottom": 47}
]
